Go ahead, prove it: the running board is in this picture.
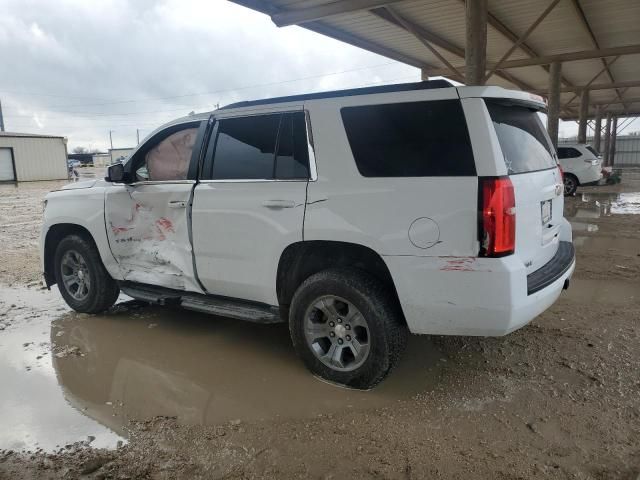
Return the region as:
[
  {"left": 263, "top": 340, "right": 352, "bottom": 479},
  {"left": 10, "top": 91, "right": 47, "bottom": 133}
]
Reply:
[{"left": 119, "top": 282, "right": 283, "bottom": 324}]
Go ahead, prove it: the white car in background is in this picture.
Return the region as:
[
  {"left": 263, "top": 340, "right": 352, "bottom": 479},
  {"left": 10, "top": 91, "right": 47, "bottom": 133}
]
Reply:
[{"left": 557, "top": 144, "right": 603, "bottom": 195}]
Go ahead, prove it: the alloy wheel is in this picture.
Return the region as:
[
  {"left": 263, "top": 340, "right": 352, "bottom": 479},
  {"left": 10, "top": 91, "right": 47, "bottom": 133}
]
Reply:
[
  {"left": 60, "top": 250, "right": 91, "bottom": 301},
  {"left": 564, "top": 176, "right": 576, "bottom": 195},
  {"left": 303, "top": 295, "right": 370, "bottom": 372}
]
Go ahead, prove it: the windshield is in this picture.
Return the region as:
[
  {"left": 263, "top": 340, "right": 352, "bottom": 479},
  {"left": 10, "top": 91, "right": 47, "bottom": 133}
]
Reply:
[{"left": 486, "top": 100, "right": 556, "bottom": 174}]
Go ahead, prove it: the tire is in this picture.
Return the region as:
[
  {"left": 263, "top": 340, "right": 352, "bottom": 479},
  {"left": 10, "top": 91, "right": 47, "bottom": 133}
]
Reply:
[
  {"left": 54, "top": 234, "right": 120, "bottom": 313},
  {"left": 564, "top": 173, "right": 579, "bottom": 196},
  {"left": 289, "top": 268, "right": 408, "bottom": 389}
]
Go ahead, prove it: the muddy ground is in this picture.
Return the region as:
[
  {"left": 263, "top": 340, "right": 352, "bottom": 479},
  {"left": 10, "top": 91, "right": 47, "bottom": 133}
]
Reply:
[{"left": 0, "top": 168, "right": 638, "bottom": 479}]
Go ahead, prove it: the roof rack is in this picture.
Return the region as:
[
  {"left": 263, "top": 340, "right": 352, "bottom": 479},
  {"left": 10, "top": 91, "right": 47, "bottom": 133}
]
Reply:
[{"left": 219, "top": 79, "right": 454, "bottom": 110}]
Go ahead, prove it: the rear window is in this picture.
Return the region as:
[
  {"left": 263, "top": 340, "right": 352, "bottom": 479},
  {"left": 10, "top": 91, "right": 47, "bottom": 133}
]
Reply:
[
  {"left": 486, "top": 101, "right": 556, "bottom": 174},
  {"left": 340, "top": 100, "right": 476, "bottom": 177},
  {"left": 585, "top": 145, "right": 600, "bottom": 157}
]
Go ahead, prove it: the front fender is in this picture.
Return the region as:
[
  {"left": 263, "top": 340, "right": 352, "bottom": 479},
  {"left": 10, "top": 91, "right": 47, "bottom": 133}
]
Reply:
[{"left": 41, "top": 186, "right": 122, "bottom": 283}]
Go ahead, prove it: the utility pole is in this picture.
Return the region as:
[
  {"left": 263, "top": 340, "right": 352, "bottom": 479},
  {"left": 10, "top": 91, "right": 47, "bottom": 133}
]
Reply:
[
  {"left": 109, "top": 130, "right": 113, "bottom": 149},
  {"left": 0, "top": 100, "right": 5, "bottom": 132},
  {"left": 136, "top": 129, "right": 140, "bottom": 144}
]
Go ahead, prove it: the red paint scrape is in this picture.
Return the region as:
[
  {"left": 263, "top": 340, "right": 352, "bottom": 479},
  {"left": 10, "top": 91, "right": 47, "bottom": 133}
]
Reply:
[
  {"left": 111, "top": 225, "right": 132, "bottom": 235},
  {"left": 155, "top": 217, "right": 175, "bottom": 233},
  {"left": 440, "top": 258, "right": 476, "bottom": 272}
]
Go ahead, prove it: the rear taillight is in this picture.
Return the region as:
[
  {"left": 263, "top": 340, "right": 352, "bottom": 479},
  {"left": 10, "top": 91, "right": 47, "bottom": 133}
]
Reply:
[
  {"left": 557, "top": 164, "right": 564, "bottom": 180},
  {"left": 479, "top": 177, "right": 516, "bottom": 257}
]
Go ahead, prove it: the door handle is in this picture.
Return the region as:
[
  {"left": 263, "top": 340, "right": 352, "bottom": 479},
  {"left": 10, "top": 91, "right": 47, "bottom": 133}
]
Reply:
[
  {"left": 168, "top": 200, "right": 187, "bottom": 209},
  {"left": 262, "top": 199, "right": 296, "bottom": 209}
]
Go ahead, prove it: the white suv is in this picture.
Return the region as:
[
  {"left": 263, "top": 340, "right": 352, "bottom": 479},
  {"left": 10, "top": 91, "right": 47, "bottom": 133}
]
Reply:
[
  {"left": 41, "top": 81, "right": 575, "bottom": 389},
  {"left": 557, "top": 143, "right": 603, "bottom": 195}
]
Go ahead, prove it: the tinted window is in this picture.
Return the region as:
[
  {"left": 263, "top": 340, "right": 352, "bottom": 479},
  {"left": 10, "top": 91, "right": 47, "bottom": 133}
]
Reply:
[
  {"left": 557, "top": 147, "right": 581, "bottom": 159},
  {"left": 212, "top": 115, "right": 280, "bottom": 180},
  {"left": 585, "top": 145, "right": 600, "bottom": 157},
  {"left": 275, "top": 112, "right": 309, "bottom": 179},
  {"left": 486, "top": 101, "right": 556, "bottom": 174},
  {"left": 209, "top": 113, "right": 309, "bottom": 180},
  {"left": 138, "top": 127, "right": 198, "bottom": 181},
  {"left": 341, "top": 100, "right": 475, "bottom": 177}
]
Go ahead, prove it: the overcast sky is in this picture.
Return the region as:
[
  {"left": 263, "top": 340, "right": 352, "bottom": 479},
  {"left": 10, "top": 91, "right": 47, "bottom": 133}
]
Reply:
[{"left": 0, "top": 0, "right": 627, "bottom": 151}]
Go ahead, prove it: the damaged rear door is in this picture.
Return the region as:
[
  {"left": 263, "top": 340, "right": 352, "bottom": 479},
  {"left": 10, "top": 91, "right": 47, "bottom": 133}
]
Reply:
[{"left": 105, "top": 120, "right": 208, "bottom": 292}]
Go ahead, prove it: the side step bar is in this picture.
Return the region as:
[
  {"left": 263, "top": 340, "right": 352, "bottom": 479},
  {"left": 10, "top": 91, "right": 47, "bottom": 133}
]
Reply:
[{"left": 119, "top": 282, "right": 283, "bottom": 324}]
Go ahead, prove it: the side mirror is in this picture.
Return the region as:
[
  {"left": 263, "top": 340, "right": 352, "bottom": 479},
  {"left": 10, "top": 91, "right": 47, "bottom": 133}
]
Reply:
[{"left": 105, "top": 163, "right": 126, "bottom": 183}]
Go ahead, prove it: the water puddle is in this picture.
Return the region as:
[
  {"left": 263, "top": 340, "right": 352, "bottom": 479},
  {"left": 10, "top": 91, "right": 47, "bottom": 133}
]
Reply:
[
  {"left": 565, "top": 192, "right": 640, "bottom": 218},
  {"left": 0, "top": 287, "right": 124, "bottom": 452},
  {"left": 0, "top": 285, "right": 449, "bottom": 452},
  {"left": 570, "top": 222, "right": 599, "bottom": 233}
]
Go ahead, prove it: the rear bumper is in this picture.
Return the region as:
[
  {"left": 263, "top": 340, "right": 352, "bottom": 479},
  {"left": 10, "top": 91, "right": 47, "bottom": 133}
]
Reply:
[
  {"left": 385, "top": 241, "right": 576, "bottom": 337},
  {"left": 576, "top": 166, "right": 603, "bottom": 185},
  {"left": 527, "top": 241, "right": 575, "bottom": 294}
]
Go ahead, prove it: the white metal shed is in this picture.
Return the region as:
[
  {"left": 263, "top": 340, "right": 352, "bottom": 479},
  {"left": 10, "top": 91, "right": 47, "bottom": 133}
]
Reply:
[
  {"left": 92, "top": 153, "right": 112, "bottom": 167},
  {"left": 0, "top": 132, "right": 68, "bottom": 182},
  {"left": 109, "top": 148, "right": 134, "bottom": 165}
]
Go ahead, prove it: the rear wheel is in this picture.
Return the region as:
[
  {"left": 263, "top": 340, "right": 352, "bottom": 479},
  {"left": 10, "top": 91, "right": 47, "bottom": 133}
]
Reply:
[
  {"left": 564, "top": 173, "right": 578, "bottom": 196},
  {"left": 54, "top": 234, "right": 120, "bottom": 313},
  {"left": 289, "top": 268, "right": 407, "bottom": 389}
]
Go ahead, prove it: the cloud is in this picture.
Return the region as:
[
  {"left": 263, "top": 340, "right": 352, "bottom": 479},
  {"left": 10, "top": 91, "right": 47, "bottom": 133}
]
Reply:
[
  {"left": 0, "top": 0, "right": 417, "bottom": 150},
  {"left": 32, "top": 113, "right": 44, "bottom": 129}
]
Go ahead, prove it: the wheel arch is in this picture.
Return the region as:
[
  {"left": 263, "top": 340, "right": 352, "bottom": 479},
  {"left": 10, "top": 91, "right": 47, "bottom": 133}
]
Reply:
[
  {"left": 276, "top": 240, "right": 405, "bottom": 323},
  {"left": 565, "top": 172, "right": 580, "bottom": 185},
  {"left": 44, "top": 223, "right": 96, "bottom": 287}
]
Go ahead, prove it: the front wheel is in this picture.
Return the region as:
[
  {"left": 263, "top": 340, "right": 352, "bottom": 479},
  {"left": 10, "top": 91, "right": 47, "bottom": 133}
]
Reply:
[
  {"left": 54, "top": 234, "right": 120, "bottom": 313},
  {"left": 289, "top": 268, "right": 407, "bottom": 389},
  {"left": 564, "top": 173, "right": 579, "bottom": 196}
]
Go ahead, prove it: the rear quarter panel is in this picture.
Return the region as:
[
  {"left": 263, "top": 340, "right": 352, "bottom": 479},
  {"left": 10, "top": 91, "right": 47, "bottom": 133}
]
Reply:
[{"left": 303, "top": 93, "right": 478, "bottom": 258}]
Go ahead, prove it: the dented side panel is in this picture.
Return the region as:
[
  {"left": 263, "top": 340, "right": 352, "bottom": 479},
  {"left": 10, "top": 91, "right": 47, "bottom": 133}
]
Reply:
[{"left": 105, "top": 183, "right": 203, "bottom": 293}]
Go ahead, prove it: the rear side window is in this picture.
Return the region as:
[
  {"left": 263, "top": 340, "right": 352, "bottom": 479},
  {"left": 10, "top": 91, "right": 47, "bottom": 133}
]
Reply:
[
  {"left": 274, "top": 112, "right": 310, "bottom": 179},
  {"left": 340, "top": 100, "right": 476, "bottom": 177},
  {"left": 557, "top": 147, "right": 581, "bottom": 159},
  {"left": 208, "top": 113, "right": 309, "bottom": 180},
  {"left": 486, "top": 101, "right": 556, "bottom": 174}
]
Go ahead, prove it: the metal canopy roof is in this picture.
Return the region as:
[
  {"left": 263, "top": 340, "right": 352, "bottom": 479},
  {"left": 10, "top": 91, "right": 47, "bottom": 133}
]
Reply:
[{"left": 231, "top": 0, "right": 640, "bottom": 120}]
